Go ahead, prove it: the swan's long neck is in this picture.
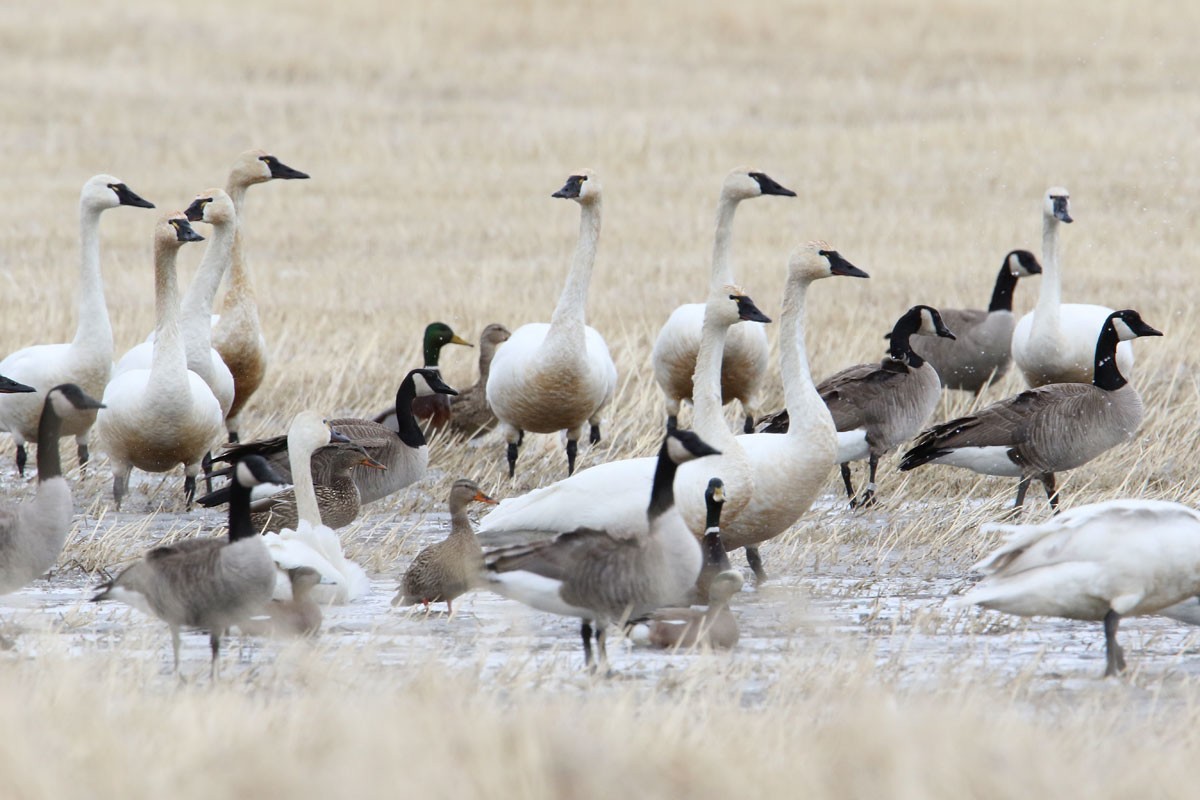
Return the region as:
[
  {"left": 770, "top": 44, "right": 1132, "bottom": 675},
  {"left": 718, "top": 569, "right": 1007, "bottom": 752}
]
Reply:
[
  {"left": 545, "top": 198, "right": 601, "bottom": 354},
  {"left": 1092, "top": 320, "right": 1127, "bottom": 392},
  {"left": 710, "top": 191, "right": 741, "bottom": 290},
  {"left": 222, "top": 181, "right": 256, "bottom": 307},
  {"left": 1031, "top": 214, "right": 1063, "bottom": 340},
  {"left": 71, "top": 206, "right": 112, "bottom": 362},
  {"left": 393, "top": 376, "right": 426, "bottom": 449},
  {"left": 692, "top": 301, "right": 736, "bottom": 446},
  {"left": 34, "top": 397, "right": 65, "bottom": 482},
  {"left": 779, "top": 276, "right": 827, "bottom": 438},
  {"left": 181, "top": 216, "right": 235, "bottom": 367},
  {"left": 647, "top": 441, "right": 682, "bottom": 522},
  {"left": 148, "top": 241, "right": 187, "bottom": 393},
  {"left": 987, "top": 262, "right": 1020, "bottom": 313},
  {"left": 287, "top": 436, "right": 322, "bottom": 527}
]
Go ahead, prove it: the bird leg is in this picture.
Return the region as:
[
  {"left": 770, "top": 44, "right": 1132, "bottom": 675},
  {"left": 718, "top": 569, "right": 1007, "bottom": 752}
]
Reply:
[
  {"left": 201, "top": 451, "right": 215, "bottom": 494},
  {"left": 566, "top": 439, "right": 578, "bottom": 475},
  {"left": 1042, "top": 473, "right": 1060, "bottom": 514},
  {"left": 506, "top": 441, "right": 520, "bottom": 478},
  {"left": 170, "top": 626, "right": 182, "bottom": 674},
  {"left": 228, "top": 431, "right": 240, "bottom": 444},
  {"left": 76, "top": 439, "right": 90, "bottom": 469},
  {"left": 15, "top": 444, "right": 26, "bottom": 477},
  {"left": 589, "top": 422, "right": 602, "bottom": 445},
  {"left": 856, "top": 455, "right": 881, "bottom": 508},
  {"left": 1103, "top": 609, "right": 1126, "bottom": 677},
  {"left": 595, "top": 626, "right": 609, "bottom": 674},
  {"left": 183, "top": 474, "right": 197, "bottom": 510},
  {"left": 210, "top": 631, "right": 221, "bottom": 680},
  {"left": 840, "top": 464, "right": 856, "bottom": 503},
  {"left": 1013, "top": 476, "right": 1032, "bottom": 511},
  {"left": 742, "top": 414, "right": 754, "bottom": 434},
  {"left": 446, "top": 598, "right": 456, "bottom": 621},
  {"left": 745, "top": 546, "right": 768, "bottom": 585},
  {"left": 581, "top": 621, "right": 595, "bottom": 670}
]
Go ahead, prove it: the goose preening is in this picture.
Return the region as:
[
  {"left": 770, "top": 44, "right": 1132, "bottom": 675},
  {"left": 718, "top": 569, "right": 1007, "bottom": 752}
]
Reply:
[
  {"left": 1011, "top": 187, "right": 1134, "bottom": 387},
  {"left": 215, "top": 368, "right": 458, "bottom": 506},
  {"left": 92, "top": 454, "right": 282, "bottom": 677},
  {"left": 258, "top": 412, "right": 371, "bottom": 604},
  {"left": 213, "top": 149, "right": 310, "bottom": 443},
  {"left": 96, "top": 214, "right": 223, "bottom": 510},
  {"left": 959, "top": 499, "right": 1200, "bottom": 677},
  {"left": 237, "top": 566, "right": 325, "bottom": 638},
  {"left": 198, "top": 441, "right": 385, "bottom": 532},
  {"left": 762, "top": 305, "right": 955, "bottom": 511},
  {"left": 0, "top": 385, "right": 105, "bottom": 645},
  {"left": 706, "top": 244, "right": 868, "bottom": 581},
  {"left": 372, "top": 322, "right": 477, "bottom": 433},
  {"left": 899, "top": 309, "right": 1162, "bottom": 511},
  {"left": 652, "top": 168, "right": 795, "bottom": 433},
  {"left": 0, "top": 175, "right": 154, "bottom": 475},
  {"left": 478, "top": 289, "right": 770, "bottom": 544},
  {"left": 114, "top": 190, "right": 239, "bottom": 420},
  {"left": 486, "top": 171, "right": 618, "bottom": 478},
  {"left": 484, "top": 426, "right": 719, "bottom": 671},
  {"left": 909, "top": 250, "right": 1042, "bottom": 392},
  {"left": 392, "top": 478, "right": 498, "bottom": 615},
  {"left": 630, "top": 477, "right": 742, "bottom": 650}
]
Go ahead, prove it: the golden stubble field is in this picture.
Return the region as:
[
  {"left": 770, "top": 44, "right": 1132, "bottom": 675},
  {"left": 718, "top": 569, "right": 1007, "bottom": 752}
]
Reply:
[{"left": 3, "top": 1, "right": 1200, "bottom": 797}]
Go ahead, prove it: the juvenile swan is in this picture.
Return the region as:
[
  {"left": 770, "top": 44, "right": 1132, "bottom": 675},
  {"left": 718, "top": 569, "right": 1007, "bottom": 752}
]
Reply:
[
  {"left": 0, "top": 175, "right": 153, "bottom": 475},
  {"left": 1011, "top": 187, "right": 1133, "bottom": 387},
  {"left": 486, "top": 171, "right": 618, "bottom": 477},
  {"left": 652, "top": 168, "right": 795, "bottom": 432},
  {"left": 484, "top": 426, "right": 719, "bottom": 671},
  {"left": 960, "top": 500, "right": 1200, "bottom": 677},
  {"left": 900, "top": 309, "right": 1161, "bottom": 510}
]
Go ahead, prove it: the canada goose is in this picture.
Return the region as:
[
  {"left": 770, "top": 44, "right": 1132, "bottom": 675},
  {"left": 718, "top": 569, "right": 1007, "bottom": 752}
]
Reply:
[
  {"left": 0, "top": 175, "right": 154, "bottom": 475},
  {"left": 478, "top": 289, "right": 770, "bottom": 543},
  {"left": 0, "top": 377, "right": 34, "bottom": 394},
  {"left": 114, "top": 190, "right": 239, "bottom": 419},
  {"left": 485, "top": 426, "right": 719, "bottom": 670},
  {"left": 899, "top": 309, "right": 1162, "bottom": 510},
  {"left": 213, "top": 149, "right": 309, "bottom": 442},
  {"left": 237, "top": 566, "right": 325, "bottom": 638},
  {"left": 908, "top": 250, "right": 1042, "bottom": 392},
  {"left": 762, "top": 305, "right": 955, "bottom": 510},
  {"left": 0, "top": 386, "right": 105, "bottom": 613},
  {"left": 630, "top": 477, "right": 742, "bottom": 650},
  {"left": 92, "top": 454, "right": 282, "bottom": 676},
  {"left": 1011, "top": 187, "right": 1133, "bottom": 387},
  {"left": 214, "top": 368, "right": 458, "bottom": 506},
  {"left": 392, "top": 478, "right": 498, "bottom": 615},
  {"left": 197, "top": 442, "right": 385, "bottom": 532},
  {"left": 486, "top": 171, "right": 618, "bottom": 477},
  {"left": 259, "top": 411, "right": 371, "bottom": 604},
  {"left": 709, "top": 244, "right": 868, "bottom": 581},
  {"left": 96, "top": 214, "right": 223, "bottom": 510},
  {"left": 652, "top": 168, "right": 795, "bottom": 433},
  {"left": 959, "top": 499, "right": 1200, "bottom": 677}
]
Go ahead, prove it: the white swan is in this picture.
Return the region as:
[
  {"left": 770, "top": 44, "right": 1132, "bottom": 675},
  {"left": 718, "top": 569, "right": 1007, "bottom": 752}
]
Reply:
[
  {"left": 961, "top": 499, "right": 1200, "bottom": 677},
  {"left": 261, "top": 411, "right": 370, "bottom": 604},
  {"left": 95, "top": 214, "right": 223, "bottom": 509},
  {"left": 1011, "top": 187, "right": 1133, "bottom": 386},
  {"left": 651, "top": 168, "right": 795, "bottom": 433},
  {"left": 0, "top": 175, "right": 154, "bottom": 474},
  {"left": 214, "top": 149, "right": 310, "bottom": 442},
  {"left": 485, "top": 170, "right": 618, "bottom": 477},
  {"left": 728, "top": 243, "right": 869, "bottom": 580},
  {"left": 479, "top": 288, "right": 771, "bottom": 541},
  {"left": 113, "top": 189, "right": 237, "bottom": 418}
]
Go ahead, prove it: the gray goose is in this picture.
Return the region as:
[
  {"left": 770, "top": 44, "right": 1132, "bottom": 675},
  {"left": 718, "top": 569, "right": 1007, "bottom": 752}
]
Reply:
[
  {"left": 93, "top": 454, "right": 283, "bottom": 676},
  {"left": 392, "top": 478, "right": 498, "bottom": 615},
  {"left": 899, "top": 309, "right": 1162, "bottom": 511},
  {"left": 238, "top": 566, "right": 324, "bottom": 638}
]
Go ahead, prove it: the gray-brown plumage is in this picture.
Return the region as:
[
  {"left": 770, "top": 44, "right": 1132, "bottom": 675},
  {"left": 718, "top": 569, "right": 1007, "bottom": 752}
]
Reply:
[
  {"left": 92, "top": 455, "right": 282, "bottom": 676},
  {"left": 248, "top": 443, "right": 383, "bottom": 532},
  {"left": 392, "top": 478, "right": 497, "bottom": 615},
  {"left": 900, "top": 309, "right": 1162, "bottom": 511},
  {"left": 908, "top": 250, "right": 1042, "bottom": 393},
  {"left": 447, "top": 323, "right": 512, "bottom": 438},
  {"left": 238, "top": 566, "right": 323, "bottom": 638}
]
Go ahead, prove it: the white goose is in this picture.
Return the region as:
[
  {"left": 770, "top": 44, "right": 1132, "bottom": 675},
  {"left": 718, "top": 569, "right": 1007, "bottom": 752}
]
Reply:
[
  {"left": 96, "top": 214, "right": 223, "bottom": 509},
  {"left": 261, "top": 411, "right": 370, "bottom": 604},
  {"left": 652, "top": 168, "right": 795, "bottom": 433},
  {"left": 113, "top": 189, "right": 237, "bottom": 418},
  {"left": 214, "top": 149, "right": 310, "bottom": 442},
  {"left": 729, "top": 243, "right": 869, "bottom": 581},
  {"left": 961, "top": 499, "right": 1200, "bottom": 677},
  {"left": 485, "top": 170, "right": 618, "bottom": 477},
  {"left": 479, "top": 289, "right": 770, "bottom": 542},
  {"left": 1011, "top": 187, "right": 1133, "bottom": 386},
  {"left": 0, "top": 175, "right": 154, "bottom": 475}
]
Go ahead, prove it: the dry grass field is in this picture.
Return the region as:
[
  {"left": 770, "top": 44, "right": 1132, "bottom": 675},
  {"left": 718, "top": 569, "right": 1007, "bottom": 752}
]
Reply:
[{"left": 3, "top": 0, "right": 1200, "bottom": 796}]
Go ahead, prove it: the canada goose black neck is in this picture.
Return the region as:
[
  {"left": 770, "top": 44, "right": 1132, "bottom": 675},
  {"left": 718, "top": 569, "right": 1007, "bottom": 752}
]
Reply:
[
  {"left": 34, "top": 393, "right": 67, "bottom": 481},
  {"left": 887, "top": 310, "right": 927, "bottom": 368},
  {"left": 1093, "top": 316, "right": 1140, "bottom": 392},
  {"left": 647, "top": 439, "right": 683, "bottom": 522},
  {"left": 988, "top": 260, "right": 1021, "bottom": 313},
  {"left": 227, "top": 468, "right": 258, "bottom": 542},
  {"left": 393, "top": 373, "right": 427, "bottom": 449}
]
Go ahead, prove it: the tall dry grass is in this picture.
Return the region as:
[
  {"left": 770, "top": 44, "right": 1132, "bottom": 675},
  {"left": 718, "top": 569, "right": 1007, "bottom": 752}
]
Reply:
[{"left": 2, "top": 0, "right": 1200, "bottom": 795}]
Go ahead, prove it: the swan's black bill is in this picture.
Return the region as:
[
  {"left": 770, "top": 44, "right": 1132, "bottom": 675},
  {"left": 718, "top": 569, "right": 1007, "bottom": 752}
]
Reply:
[
  {"left": 748, "top": 172, "right": 796, "bottom": 197},
  {"left": 184, "top": 197, "right": 212, "bottom": 222},
  {"left": 552, "top": 174, "right": 586, "bottom": 199},
  {"left": 261, "top": 155, "right": 310, "bottom": 180},
  {"left": 0, "top": 375, "right": 35, "bottom": 394},
  {"left": 171, "top": 218, "right": 205, "bottom": 243},
  {"left": 732, "top": 294, "right": 771, "bottom": 324},
  {"left": 1052, "top": 195, "right": 1072, "bottom": 224},
  {"left": 111, "top": 183, "right": 155, "bottom": 209},
  {"left": 819, "top": 250, "right": 869, "bottom": 279}
]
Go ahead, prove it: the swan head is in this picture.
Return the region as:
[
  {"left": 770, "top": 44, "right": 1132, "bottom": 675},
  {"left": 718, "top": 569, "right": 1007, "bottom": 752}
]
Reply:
[
  {"left": 552, "top": 170, "right": 601, "bottom": 205},
  {"left": 1107, "top": 309, "right": 1162, "bottom": 342},
  {"left": 449, "top": 478, "right": 499, "bottom": 509},
  {"left": 286, "top": 411, "right": 336, "bottom": 459},
  {"left": 1005, "top": 249, "right": 1042, "bottom": 277},
  {"left": 184, "top": 189, "right": 236, "bottom": 228},
  {"left": 709, "top": 285, "right": 771, "bottom": 327},
  {"left": 1043, "top": 187, "right": 1072, "bottom": 224},
  {"left": 723, "top": 167, "right": 796, "bottom": 201},
  {"left": 155, "top": 213, "right": 205, "bottom": 251},
  {"left": 81, "top": 175, "right": 155, "bottom": 212},
  {"left": 229, "top": 149, "right": 311, "bottom": 187},
  {"left": 788, "top": 241, "right": 870, "bottom": 282}
]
